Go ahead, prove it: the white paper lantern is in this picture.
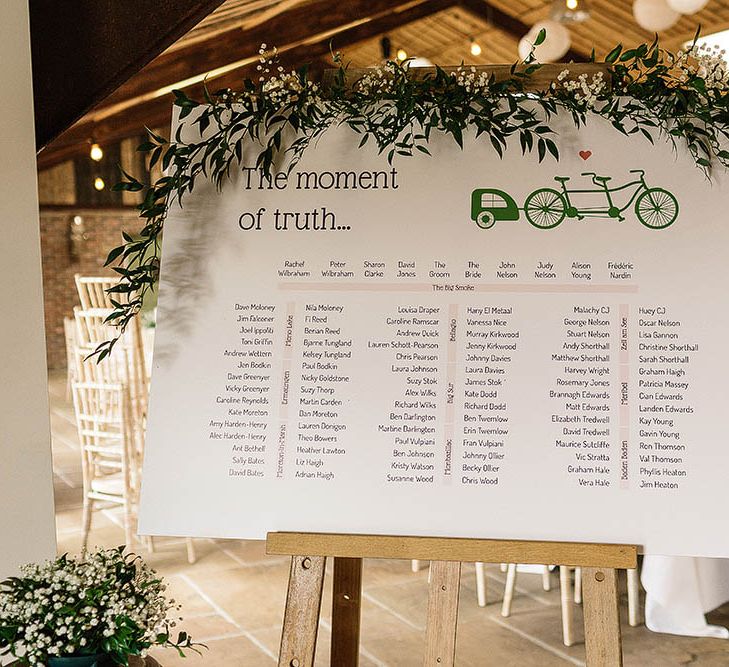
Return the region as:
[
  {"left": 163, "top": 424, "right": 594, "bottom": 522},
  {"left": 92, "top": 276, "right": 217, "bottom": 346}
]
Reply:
[
  {"left": 633, "top": 0, "right": 680, "bottom": 31},
  {"left": 519, "top": 20, "right": 571, "bottom": 62},
  {"left": 666, "top": 0, "right": 709, "bottom": 13},
  {"left": 518, "top": 36, "right": 533, "bottom": 61},
  {"left": 406, "top": 57, "right": 435, "bottom": 68}
]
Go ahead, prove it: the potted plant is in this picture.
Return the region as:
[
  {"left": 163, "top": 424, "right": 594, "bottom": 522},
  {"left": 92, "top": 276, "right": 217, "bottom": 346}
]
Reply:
[{"left": 0, "top": 547, "right": 201, "bottom": 666}]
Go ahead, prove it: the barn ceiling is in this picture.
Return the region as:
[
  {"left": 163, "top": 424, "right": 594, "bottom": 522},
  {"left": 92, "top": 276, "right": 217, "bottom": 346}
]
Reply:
[{"left": 35, "top": 0, "right": 726, "bottom": 170}]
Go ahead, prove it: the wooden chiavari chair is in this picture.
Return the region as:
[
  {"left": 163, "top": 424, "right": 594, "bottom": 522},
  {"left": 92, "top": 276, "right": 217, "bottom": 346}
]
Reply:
[
  {"left": 497, "top": 563, "right": 642, "bottom": 645},
  {"left": 73, "top": 307, "right": 147, "bottom": 446},
  {"left": 71, "top": 381, "right": 136, "bottom": 550},
  {"left": 74, "top": 274, "right": 197, "bottom": 563},
  {"left": 74, "top": 274, "right": 148, "bottom": 409}
]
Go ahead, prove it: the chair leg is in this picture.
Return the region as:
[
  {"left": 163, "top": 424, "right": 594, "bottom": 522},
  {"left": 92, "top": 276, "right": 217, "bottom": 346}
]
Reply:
[
  {"left": 82, "top": 498, "right": 93, "bottom": 553},
  {"left": 186, "top": 538, "right": 197, "bottom": 564},
  {"left": 475, "top": 562, "right": 487, "bottom": 607},
  {"left": 627, "top": 567, "right": 641, "bottom": 626},
  {"left": 542, "top": 565, "right": 552, "bottom": 591},
  {"left": 500, "top": 563, "right": 507, "bottom": 573},
  {"left": 559, "top": 566, "right": 575, "bottom": 647},
  {"left": 145, "top": 536, "right": 155, "bottom": 553},
  {"left": 574, "top": 566, "right": 582, "bottom": 604},
  {"left": 411, "top": 559, "right": 421, "bottom": 573},
  {"left": 501, "top": 564, "right": 517, "bottom": 617},
  {"left": 123, "top": 501, "right": 134, "bottom": 549}
]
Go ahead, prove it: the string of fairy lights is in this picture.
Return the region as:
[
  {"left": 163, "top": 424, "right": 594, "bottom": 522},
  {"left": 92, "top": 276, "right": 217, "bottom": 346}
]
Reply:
[{"left": 88, "top": 141, "right": 105, "bottom": 191}]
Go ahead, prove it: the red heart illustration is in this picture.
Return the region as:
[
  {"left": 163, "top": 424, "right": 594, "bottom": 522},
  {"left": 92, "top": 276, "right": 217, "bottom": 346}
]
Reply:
[{"left": 579, "top": 150, "right": 592, "bottom": 160}]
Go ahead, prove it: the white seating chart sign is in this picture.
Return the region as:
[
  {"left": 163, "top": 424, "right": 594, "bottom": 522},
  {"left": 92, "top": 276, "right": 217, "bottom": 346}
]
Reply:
[{"left": 140, "top": 110, "right": 729, "bottom": 556}]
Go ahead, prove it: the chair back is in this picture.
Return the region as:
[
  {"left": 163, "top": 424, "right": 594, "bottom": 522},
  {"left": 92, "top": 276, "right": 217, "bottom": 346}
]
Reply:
[
  {"left": 74, "top": 275, "right": 120, "bottom": 309},
  {"left": 73, "top": 308, "right": 147, "bottom": 454},
  {"left": 73, "top": 274, "right": 149, "bottom": 421},
  {"left": 71, "top": 381, "right": 136, "bottom": 488}
]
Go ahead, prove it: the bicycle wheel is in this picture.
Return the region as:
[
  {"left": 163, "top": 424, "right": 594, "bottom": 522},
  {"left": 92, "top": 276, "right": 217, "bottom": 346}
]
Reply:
[
  {"left": 524, "top": 189, "right": 566, "bottom": 229},
  {"left": 635, "top": 188, "right": 678, "bottom": 229}
]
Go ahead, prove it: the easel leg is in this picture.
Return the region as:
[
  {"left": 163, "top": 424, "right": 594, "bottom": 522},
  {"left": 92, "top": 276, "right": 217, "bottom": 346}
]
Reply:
[
  {"left": 278, "top": 555, "right": 326, "bottom": 667},
  {"left": 424, "top": 561, "right": 461, "bottom": 667},
  {"left": 331, "top": 557, "right": 362, "bottom": 667},
  {"left": 582, "top": 567, "right": 623, "bottom": 667}
]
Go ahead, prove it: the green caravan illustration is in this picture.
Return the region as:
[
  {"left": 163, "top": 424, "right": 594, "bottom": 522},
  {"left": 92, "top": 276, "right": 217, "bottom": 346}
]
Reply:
[{"left": 470, "top": 170, "right": 679, "bottom": 230}]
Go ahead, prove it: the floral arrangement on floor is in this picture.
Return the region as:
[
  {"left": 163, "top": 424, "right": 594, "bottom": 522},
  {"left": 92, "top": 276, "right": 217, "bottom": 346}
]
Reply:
[
  {"left": 0, "top": 547, "right": 200, "bottom": 666},
  {"left": 94, "top": 30, "right": 729, "bottom": 361}
]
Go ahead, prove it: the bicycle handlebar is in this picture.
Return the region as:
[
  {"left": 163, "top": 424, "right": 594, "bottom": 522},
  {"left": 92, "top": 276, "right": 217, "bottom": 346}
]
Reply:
[
  {"left": 629, "top": 169, "right": 645, "bottom": 175},
  {"left": 581, "top": 172, "right": 597, "bottom": 177}
]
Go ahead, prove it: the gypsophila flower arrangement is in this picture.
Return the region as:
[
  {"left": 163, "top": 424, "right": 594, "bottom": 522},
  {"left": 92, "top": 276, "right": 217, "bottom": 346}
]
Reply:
[{"left": 0, "top": 547, "right": 201, "bottom": 666}]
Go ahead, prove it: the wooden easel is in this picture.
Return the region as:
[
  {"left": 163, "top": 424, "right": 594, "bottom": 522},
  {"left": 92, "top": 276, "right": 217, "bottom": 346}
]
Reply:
[{"left": 267, "top": 532, "right": 638, "bottom": 667}]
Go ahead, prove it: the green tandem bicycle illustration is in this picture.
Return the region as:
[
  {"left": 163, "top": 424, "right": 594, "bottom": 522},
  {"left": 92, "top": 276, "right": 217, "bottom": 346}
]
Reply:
[{"left": 471, "top": 170, "right": 679, "bottom": 230}]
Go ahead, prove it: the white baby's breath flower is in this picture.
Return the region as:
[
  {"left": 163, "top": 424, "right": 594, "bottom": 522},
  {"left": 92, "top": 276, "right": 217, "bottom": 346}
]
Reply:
[{"left": 0, "top": 547, "right": 192, "bottom": 664}]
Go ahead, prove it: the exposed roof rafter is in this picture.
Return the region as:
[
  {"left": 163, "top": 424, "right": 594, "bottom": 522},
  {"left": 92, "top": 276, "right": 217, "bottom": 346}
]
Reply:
[
  {"left": 38, "top": 0, "right": 460, "bottom": 169},
  {"left": 31, "top": 0, "right": 227, "bottom": 149}
]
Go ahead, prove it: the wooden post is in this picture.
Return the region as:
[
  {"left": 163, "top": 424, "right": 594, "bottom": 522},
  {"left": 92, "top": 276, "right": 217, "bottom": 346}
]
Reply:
[
  {"left": 424, "top": 561, "right": 461, "bottom": 666},
  {"left": 331, "top": 557, "right": 363, "bottom": 667},
  {"left": 278, "top": 555, "right": 326, "bottom": 667},
  {"left": 582, "top": 567, "right": 623, "bottom": 666}
]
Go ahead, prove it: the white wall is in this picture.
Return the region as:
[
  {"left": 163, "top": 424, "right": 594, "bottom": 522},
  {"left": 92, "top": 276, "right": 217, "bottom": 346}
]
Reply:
[{"left": 0, "top": 0, "right": 57, "bottom": 579}]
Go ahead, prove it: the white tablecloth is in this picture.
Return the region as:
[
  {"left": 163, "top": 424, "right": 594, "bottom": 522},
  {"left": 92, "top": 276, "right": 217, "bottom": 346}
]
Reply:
[{"left": 642, "top": 556, "right": 729, "bottom": 638}]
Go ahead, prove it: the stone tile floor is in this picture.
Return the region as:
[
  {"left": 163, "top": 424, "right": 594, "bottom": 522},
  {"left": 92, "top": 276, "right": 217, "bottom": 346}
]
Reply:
[{"left": 48, "top": 374, "right": 729, "bottom": 665}]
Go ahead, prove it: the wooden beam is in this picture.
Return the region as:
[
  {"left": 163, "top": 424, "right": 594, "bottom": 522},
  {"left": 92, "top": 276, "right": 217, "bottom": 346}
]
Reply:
[
  {"left": 458, "top": 0, "right": 587, "bottom": 62},
  {"left": 324, "top": 63, "right": 610, "bottom": 91},
  {"left": 38, "top": 0, "right": 458, "bottom": 170},
  {"left": 99, "top": 0, "right": 456, "bottom": 115},
  {"left": 267, "top": 532, "right": 639, "bottom": 569},
  {"left": 37, "top": 63, "right": 315, "bottom": 171},
  {"left": 30, "top": 0, "right": 226, "bottom": 149},
  {"left": 36, "top": 57, "right": 338, "bottom": 171}
]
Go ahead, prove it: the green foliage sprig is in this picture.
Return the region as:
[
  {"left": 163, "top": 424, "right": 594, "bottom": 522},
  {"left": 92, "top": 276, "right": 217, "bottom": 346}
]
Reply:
[{"left": 96, "top": 32, "right": 729, "bottom": 359}]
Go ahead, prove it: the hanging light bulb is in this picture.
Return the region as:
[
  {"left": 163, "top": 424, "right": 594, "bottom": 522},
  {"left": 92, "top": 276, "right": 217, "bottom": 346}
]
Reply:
[
  {"left": 470, "top": 38, "right": 482, "bottom": 56},
  {"left": 89, "top": 142, "right": 103, "bottom": 161},
  {"left": 551, "top": 0, "right": 591, "bottom": 23},
  {"left": 93, "top": 177, "right": 105, "bottom": 191},
  {"left": 396, "top": 48, "right": 408, "bottom": 61}
]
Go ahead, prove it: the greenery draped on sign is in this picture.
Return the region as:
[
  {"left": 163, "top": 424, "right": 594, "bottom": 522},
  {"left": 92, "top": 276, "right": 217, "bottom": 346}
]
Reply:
[{"left": 97, "top": 32, "right": 729, "bottom": 360}]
